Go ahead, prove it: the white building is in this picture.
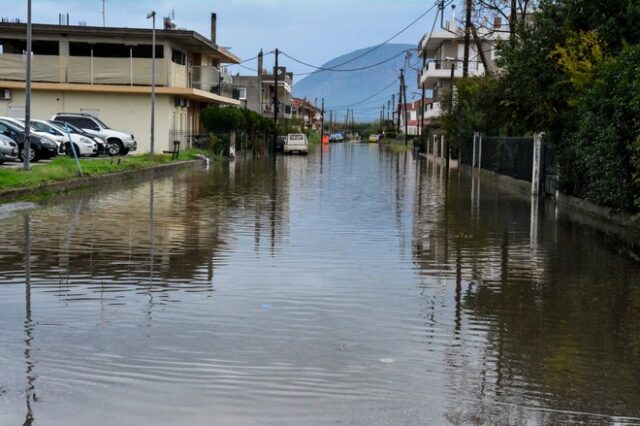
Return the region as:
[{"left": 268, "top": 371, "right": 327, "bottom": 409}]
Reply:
[
  {"left": 417, "top": 16, "right": 509, "bottom": 122},
  {"left": 0, "top": 13, "right": 240, "bottom": 153}
]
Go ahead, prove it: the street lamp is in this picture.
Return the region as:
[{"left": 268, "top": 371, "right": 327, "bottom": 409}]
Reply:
[
  {"left": 24, "top": 0, "right": 32, "bottom": 170},
  {"left": 147, "top": 10, "right": 156, "bottom": 156}
]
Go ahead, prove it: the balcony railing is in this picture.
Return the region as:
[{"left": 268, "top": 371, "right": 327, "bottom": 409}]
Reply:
[
  {"left": 190, "top": 66, "right": 233, "bottom": 97},
  {"left": 425, "top": 59, "right": 482, "bottom": 72},
  {"left": 0, "top": 53, "right": 169, "bottom": 86}
]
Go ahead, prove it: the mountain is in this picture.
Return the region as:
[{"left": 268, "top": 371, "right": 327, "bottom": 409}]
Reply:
[{"left": 293, "top": 43, "right": 418, "bottom": 122}]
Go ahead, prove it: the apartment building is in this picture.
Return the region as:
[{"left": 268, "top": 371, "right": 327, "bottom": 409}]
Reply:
[
  {"left": 397, "top": 98, "right": 433, "bottom": 135},
  {"left": 417, "top": 16, "right": 509, "bottom": 122},
  {"left": 233, "top": 65, "right": 294, "bottom": 120},
  {"left": 0, "top": 13, "right": 240, "bottom": 153},
  {"left": 291, "top": 98, "right": 320, "bottom": 130}
]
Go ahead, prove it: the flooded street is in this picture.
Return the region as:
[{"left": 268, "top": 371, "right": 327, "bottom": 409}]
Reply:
[{"left": 1, "top": 144, "right": 639, "bottom": 425}]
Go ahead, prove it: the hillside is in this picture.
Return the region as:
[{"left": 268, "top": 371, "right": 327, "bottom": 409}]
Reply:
[{"left": 293, "top": 44, "right": 418, "bottom": 122}]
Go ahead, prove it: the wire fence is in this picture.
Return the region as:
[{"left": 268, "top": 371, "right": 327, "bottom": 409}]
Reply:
[{"left": 480, "top": 136, "right": 534, "bottom": 182}]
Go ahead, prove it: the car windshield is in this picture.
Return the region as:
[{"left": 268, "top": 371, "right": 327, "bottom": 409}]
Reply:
[
  {"left": 91, "top": 116, "right": 110, "bottom": 129},
  {"left": 32, "top": 121, "right": 62, "bottom": 135},
  {"left": 0, "top": 120, "right": 23, "bottom": 133},
  {"left": 4, "top": 119, "right": 25, "bottom": 130},
  {"left": 52, "top": 121, "right": 82, "bottom": 134}
]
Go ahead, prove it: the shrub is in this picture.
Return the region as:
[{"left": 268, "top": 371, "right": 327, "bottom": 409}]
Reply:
[{"left": 570, "top": 45, "right": 640, "bottom": 212}]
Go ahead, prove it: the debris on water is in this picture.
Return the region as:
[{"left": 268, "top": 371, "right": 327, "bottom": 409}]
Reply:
[
  {"left": 378, "top": 358, "right": 395, "bottom": 363},
  {"left": 261, "top": 304, "right": 273, "bottom": 310}
]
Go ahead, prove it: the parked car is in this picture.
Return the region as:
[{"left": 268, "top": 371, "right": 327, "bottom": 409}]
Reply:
[
  {"left": 275, "top": 135, "right": 286, "bottom": 151},
  {"left": 0, "top": 119, "right": 59, "bottom": 162},
  {"left": 284, "top": 133, "right": 309, "bottom": 155},
  {"left": 329, "top": 133, "right": 344, "bottom": 143},
  {"left": 0, "top": 134, "right": 19, "bottom": 164},
  {"left": 21, "top": 119, "right": 67, "bottom": 154},
  {"left": 51, "top": 113, "right": 137, "bottom": 155},
  {"left": 49, "top": 120, "right": 111, "bottom": 156},
  {"left": 1, "top": 116, "right": 63, "bottom": 155},
  {"left": 368, "top": 134, "right": 382, "bottom": 143}
]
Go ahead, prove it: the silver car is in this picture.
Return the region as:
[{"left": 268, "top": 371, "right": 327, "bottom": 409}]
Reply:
[{"left": 0, "top": 134, "right": 19, "bottom": 164}]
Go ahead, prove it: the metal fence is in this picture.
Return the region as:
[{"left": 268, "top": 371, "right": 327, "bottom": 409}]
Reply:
[
  {"left": 168, "top": 130, "right": 210, "bottom": 150},
  {"left": 479, "top": 136, "right": 534, "bottom": 182}
]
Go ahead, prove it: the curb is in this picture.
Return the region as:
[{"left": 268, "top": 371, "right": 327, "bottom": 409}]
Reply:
[{"left": 0, "top": 159, "right": 206, "bottom": 203}]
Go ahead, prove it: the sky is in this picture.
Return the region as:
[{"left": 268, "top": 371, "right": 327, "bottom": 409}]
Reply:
[{"left": 2, "top": 0, "right": 440, "bottom": 78}]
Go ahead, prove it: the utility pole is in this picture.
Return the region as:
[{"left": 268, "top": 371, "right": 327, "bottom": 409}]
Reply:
[
  {"left": 147, "top": 10, "right": 156, "bottom": 156},
  {"left": 420, "top": 55, "right": 427, "bottom": 151},
  {"left": 329, "top": 111, "right": 333, "bottom": 134},
  {"left": 102, "top": 0, "right": 106, "bottom": 27},
  {"left": 401, "top": 69, "right": 408, "bottom": 146},
  {"left": 463, "top": 0, "right": 472, "bottom": 77},
  {"left": 446, "top": 63, "right": 455, "bottom": 170},
  {"left": 23, "top": 0, "right": 32, "bottom": 170},
  {"left": 391, "top": 94, "right": 395, "bottom": 127},
  {"left": 273, "top": 48, "right": 279, "bottom": 152},
  {"left": 257, "top": 49, "right": 263, "bottom": 116},
  {"left": 320, "top": 98, "right": 325, "bottom": 141},
  {"left": 396, "top": 70, "right": 403, "bottom": 132},
  {"left": 510, "top": 0, "right": 517, "bottom": 38}
]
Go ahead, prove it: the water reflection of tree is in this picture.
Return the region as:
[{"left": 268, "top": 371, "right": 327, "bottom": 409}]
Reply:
[{"left": 411, "top": 161, "right": 640, "bottom": 423}]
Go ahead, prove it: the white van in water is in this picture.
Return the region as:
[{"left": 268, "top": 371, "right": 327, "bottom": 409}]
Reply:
[{"left": 284, "top": 133, "right": 308, "bottom": 155}]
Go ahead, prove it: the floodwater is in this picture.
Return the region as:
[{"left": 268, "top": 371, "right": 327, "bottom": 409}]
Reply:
[{"left": 1, "top": 144, "right": 639, "bottom": 425}]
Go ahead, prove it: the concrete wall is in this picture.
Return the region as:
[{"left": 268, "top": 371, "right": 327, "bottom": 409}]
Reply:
[
  {"left": 233, "top": 75, "right": 261, "bottom": 114},
  {"left": 0, "top": 89, "right": 179, "bottom": 153}
]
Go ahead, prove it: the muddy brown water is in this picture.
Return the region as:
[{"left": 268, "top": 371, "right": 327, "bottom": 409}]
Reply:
[{"left": 0, "top": 144, "right": 639, "bottom": 425}]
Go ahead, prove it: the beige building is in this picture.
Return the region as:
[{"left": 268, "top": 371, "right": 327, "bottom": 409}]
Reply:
[{"left": 0, "top": 14, "right": 240, "bottom": 153}]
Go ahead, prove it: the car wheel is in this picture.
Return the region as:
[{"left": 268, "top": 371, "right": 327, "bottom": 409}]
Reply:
[
  {"left": 122, "top": 148, "right": 130, "bottom": 156},
  {"left": 29, "top": 147, "right": 40, "bottom": 163},
  {"left": 66, "top": 144, "right": 80, "bottom": 157},
  {"left": 0, "top": 158, "right": 4, "bottom": 165},
  {"left": 107, "top": 142, "right": 120, "bottom": 156}
]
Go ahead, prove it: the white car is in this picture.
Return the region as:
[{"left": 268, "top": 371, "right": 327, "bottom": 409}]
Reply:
[
  {"left": 43, "top": 121, "right": 98, "bottom": 157},
  {"left": 284, "top": 133, "right": 309, "bottom": 154},
  {"left": 0, "top": 116, "right": 63, "bottom": 154},
  {"left": 51, "top": 113, "right": 137, "bottom": 155},
  {"left": 0, "top": 134, "right": 19, "bottom": 164}
]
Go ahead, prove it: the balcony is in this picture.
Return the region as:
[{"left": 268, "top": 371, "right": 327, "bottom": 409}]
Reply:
[
  {"left": 190, "top": 66, "right": 233, "bottom": 98},
  {"left": 262, "top": 103, "right": 292, "bottom": 119},
  {"left": 419, "top": 59, "right": 484, "bottom": 86},
  {"left": 0, "top": 53, "right": 169, "bottom": 86}
]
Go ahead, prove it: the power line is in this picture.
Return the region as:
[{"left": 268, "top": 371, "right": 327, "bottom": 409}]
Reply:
[
  {"left": 325, "top": 78, "right": 399, "bottom": 110},
  {"left": 240, "top": 50, "right": 274, "bottom": 63},
  {"left": 282, "top": 48, "right": 417, "bottom": 75},
  {"left": 280, "top": 2, "right": 439, "bottom": 74}
]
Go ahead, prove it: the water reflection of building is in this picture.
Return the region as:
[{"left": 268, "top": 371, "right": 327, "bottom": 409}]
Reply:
[
  {"left": 0, "top": 156, "right": 291, "bottom": 296},
  {"left": 411, "top": 159, "right": 640, "bottom": 423}
]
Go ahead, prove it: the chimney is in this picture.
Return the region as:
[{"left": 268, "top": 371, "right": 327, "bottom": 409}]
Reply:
[
  {"left": 450, "top": 5, "right": 456, "bottom": 31},
  {"left": 210, "top": 13, "right": 217, "bottom": 46},
  {"left": 257, "top": 49, "right": 264, "bottom": 77}
]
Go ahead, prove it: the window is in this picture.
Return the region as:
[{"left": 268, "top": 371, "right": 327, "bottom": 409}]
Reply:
[
  {"left": 59, "top": 116, "right": 99, "bottom": 130},
  {"left": 172, "top": 49, "right": 186, "bottom": 65},
  {"left": 236, "top": 87, "right": 247, "bottom": 100}
]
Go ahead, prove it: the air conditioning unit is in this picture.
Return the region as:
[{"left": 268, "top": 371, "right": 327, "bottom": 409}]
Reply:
[{"left": 1, "top": 89, "right": 10, "bottom": 100}]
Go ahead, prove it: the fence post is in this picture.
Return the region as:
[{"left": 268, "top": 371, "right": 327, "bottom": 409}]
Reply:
[
  {"left": 478, "top": 133, "right": 483, "bottom": 170},
  {"left": 472, "top": 132, "right": 478, "bottom": 168},
  {"left": 531, "top": 132, "right": 544, "bottom": 196}
]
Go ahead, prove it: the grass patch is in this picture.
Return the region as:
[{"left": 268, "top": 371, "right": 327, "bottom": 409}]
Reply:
[
  {"left": 0, "top": 149, "right": 209, "bottom": 191},
  {"left": 380, "top": 139, "right": 413, "bottom": 153},
  {"left": 306, "top": 130, "right": 321, "bottom": 150}
]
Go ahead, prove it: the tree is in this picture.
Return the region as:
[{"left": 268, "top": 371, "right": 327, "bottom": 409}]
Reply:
[
  {"left": 569, "top": 45, "right": 640, "bottom": 212},
  {"left": 200, "top": 107, "right": 246, "bottom": 133}
]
